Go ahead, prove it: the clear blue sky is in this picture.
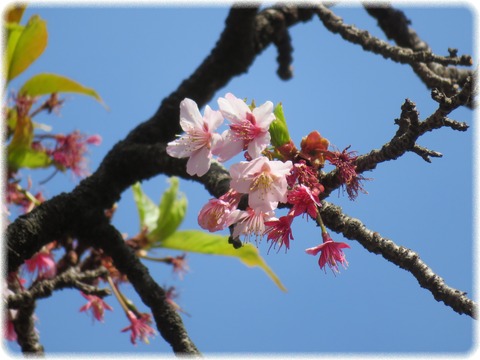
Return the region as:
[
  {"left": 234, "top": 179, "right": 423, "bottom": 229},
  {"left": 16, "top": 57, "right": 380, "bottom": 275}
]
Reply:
[{"left": 4, "top": 2, "right": 476, "bottom": 357}]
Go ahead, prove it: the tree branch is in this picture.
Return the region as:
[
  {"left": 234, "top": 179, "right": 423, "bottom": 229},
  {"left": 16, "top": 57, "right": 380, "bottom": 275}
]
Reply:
[
  {"left": 7, "top": 267, "right": 110, "bottom": 309},
  {"left": 364, "top": 4, "right": 473, "bottom": 106},
  {"left": 314, "top": 4, "right": 472, "bottom": 67},
  {"left": 320, "top": 200, "right": 476, "bottom": 318},
  {"left": 78, "top": 217, "right": 201, "bottom": 355}
]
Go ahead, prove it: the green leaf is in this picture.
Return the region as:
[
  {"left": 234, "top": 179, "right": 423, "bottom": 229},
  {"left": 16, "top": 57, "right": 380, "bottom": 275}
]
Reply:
[
  {"left": 150, "top": 177, "right": 187, "bottom": 243},
  {"left": 131, "top": 182, "right": 159, "bottom": 233},
  {"left": 4, "top": 23, "right": 24, "bottom": 76},
  {"left": 8, "top": 115, "right": 33, "bottom": 151},
  {"left": 19, "top": 73, "right": 107, "bottom": 108},
  {"left": 7, "top": 15, "right": 47, "bottom": 82},
  {"left": 159, "top": 230, "right": 287, "bottom": 292},
  {"left": 269, "top": 102, "right": 291, "bottom": 148},
  {"left": 8, "top": 147, "right": 52, "bottom": 170}
]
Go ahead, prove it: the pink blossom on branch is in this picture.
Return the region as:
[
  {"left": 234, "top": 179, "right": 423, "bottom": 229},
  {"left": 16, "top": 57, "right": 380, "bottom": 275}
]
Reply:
[
  {"left": 264, "top": 215, "right": 294, "bottom": 253},
  {"left": 167, "top": 98, "right": 223, "bottom": 177},
  {"left": 198, "top": 189, "right": 242, "bottom": 232},
  {"left": 287, "top": 184, "right": 321, "bottom": 219},
  {"left": 213, "top": 93, "right": 275, "bottom": 161},
  {"left": 47, "top": 131, "right": 102, "bottom": 177},
  {"left": 229, "top": 156, "right": 292, "bottom": 212},
  {"left": 24, "top": 244, "right": 57, "bottom": 279},
  {"left": 325, "top": 146, "right": 367, "bottom": 200},
  {"left": 121, "top": 311, "right": 156, "bottom": 345},
  {"left": 305, "top": 232, "right": 350, "bottom": 274},
  {"left": 79, "top": 293, "right": 113, "bottom": 322},
  {"left": 228, "top": 207, "right": 275, "bottom": 244}
]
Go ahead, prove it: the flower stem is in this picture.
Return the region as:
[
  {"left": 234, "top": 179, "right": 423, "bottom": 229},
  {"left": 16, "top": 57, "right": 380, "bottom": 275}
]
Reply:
[
  {"left": 106, "top": 276, "right": 131, "bottom": 314},
  {"left": 315, "top": 211, "right": 328, "bottom": 234}
]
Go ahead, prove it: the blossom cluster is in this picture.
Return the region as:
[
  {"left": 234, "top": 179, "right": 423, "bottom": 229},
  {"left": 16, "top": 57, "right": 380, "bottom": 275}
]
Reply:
[{"left": 167, "top": 93, "right": 366, "bottom": 273}]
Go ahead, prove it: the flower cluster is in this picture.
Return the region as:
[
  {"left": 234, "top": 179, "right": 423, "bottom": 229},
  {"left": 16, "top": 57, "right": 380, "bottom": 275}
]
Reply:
[{"left": 168, "top": 94, "right": 367, "bottom": 273}]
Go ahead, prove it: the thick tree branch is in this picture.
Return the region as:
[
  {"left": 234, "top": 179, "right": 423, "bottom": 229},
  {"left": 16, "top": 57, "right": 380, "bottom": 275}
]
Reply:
[
  {"left": 5, "top": 4, "right": 474, "bottom": 354},
  {"left": 320, "top": 200, "right": 476, "bottom": 318},
  {"left": 78, "top": 216, "right": 201, "bottom": 355}
]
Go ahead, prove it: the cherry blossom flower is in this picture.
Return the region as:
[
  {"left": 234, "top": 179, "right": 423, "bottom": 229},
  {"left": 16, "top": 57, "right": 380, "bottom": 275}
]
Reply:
[
  {"left": 213, "top": 93, "right": 275, "bottom": 161},
  {"left": 198, "top": 189, "right": 242, "bottom": 232},
  {"left": 287, "top": 160, "right": 324, "bottom": 194},
  {"left": 264, "top": 215, "right": 294, "bottom": 253},
  {"left": 305, "top": 232, "right": 350, "bottom": 274},
  {"left": 165, "top": 286, "right": 190, "bottom": 316},
  {"left": 229, "top": 156, "right": 292, "bottom": 212},
  {"left": 228, "top": 207, "right": 275, "bottom": 244},
  {"left": 79, "top": 293, "right": 113, "bottom": 322},
  {"left": 24, "top": 244, "right": 56, "bottom": 279},
  {"left": 47, "top": 131, "right": 102, "bottom": 177},
  {"left": 170, "top": 254, "right": 189, "bottom": 280},
  {"left": 167, "top": 98, "right": 223, "bottom": 177},
  {"left": 325, "top": 146, "right": 367, "bottom": 200},
  {"left": 121, "top": 311, "right": 156, "bottom": 345},
  {"left": 287, "top": 184, "right": 321, "bottom": 219}
]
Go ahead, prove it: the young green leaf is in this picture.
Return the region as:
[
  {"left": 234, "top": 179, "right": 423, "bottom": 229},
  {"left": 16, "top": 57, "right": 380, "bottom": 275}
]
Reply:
[
  {"left": 158, "top": 230, "right": 287, "bottom": 292},
  {"left": 4, "top": 22, "right": 24, "bottom": 76},
  {"left": 131, "top": 182, "right": 160, "bottom": 233},
  {"left": 7, "top": 15, "right": 47, "bottom": 82},
  {"left": 149, "top": 177, "right": 187, "bottom": 243},
  {"left": 269, "top": 102, "right": 291, "bottom": 147},
  {"left": 8, "top": 147, "right": 52, "bottom": 170},
  {"left": 19, "top": 73, "right": 107, "bottom": 108}
]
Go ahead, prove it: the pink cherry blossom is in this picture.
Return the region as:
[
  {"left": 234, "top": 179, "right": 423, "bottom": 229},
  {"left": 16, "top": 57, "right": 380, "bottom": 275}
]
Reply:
[
  {"left": 47, "top": 131, "right": 102, "bottom": 177},
  {"left": 229, "top": 156, "right": 292, "bottom": 212},
  {"left": 287, "top": 184, "right": 321, "bottom": 219},
  {"left": 264, "top": 215, "right": 294, "bottom": 253},
  {"left": 165, "top": 286, "right": 190, "bottom": 316},
  {"left": 121, "top": 311, "right": 156, "bottom": 345},
  {"left": 305, "top": 232, "right": 350, "bottom": 274},
  {"left": 24, "top": 245, "right": 56, "bottom": 279},
  {"left": 325, "top": 146, "right": 367, "bottom": 200},
  {"left": 170, "top": 254, "right": 189, "bottom": 280},
  {"left": 167, "top": 98, "right": 223, "bottom": 177},
  {"left": 213, "top": 93, "right": 275, "bottom": 161},
  {"left": 228, "top": 207, "right": 275, "bottom": 244},
  {"left": 198, "top": 189, "right": 242, "bottom": 232},
  {"left": 79, "top": 293, "right": 113, "bottom": 322}
]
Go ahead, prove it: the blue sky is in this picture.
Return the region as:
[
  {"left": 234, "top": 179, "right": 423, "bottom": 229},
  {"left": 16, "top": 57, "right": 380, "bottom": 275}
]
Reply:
[{"left": 3, "top": 2, "right": 477, "bottom": 357}]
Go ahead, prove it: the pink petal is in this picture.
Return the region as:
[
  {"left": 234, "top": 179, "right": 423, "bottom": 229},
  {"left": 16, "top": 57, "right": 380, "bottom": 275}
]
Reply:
[
  {"left": 252, "top": 101, "right": 275, "bottom": 129},
  {"left": 247, "top": 132, "right": 271, "bottom": 159},
  {"left": 212, "top": 130, "right": 244, "bottom": 162},
  {"left": 204, "top": 105, "right": 224, "bottom": 131},
  {"left": 186, "top": 147, "right": 211, "bottom": 176},
  {"left": 180, "top": 98, "right": 203, "bottom": 128}
]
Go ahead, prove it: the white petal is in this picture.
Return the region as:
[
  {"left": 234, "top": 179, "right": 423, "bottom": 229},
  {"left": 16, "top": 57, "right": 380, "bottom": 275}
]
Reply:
[
  {"left": 253, "top": 101, "right": 275, "bottom": 129},
  {"left": 212, "top": 131, "right": 244, "bottom": 162},
  {"left": 218, "top": 94, "right": 250, "bottom": 123},
  {"left": 247, "top": 132, "right": 271, "bottom": 159},
  {"left": 186, "top": 147, "right": 211, "bottom": 177},
  {"left": 180, "top": 98, "right": 203, "bottom": 129},
  {"left": 204, "top": 105, "right": 224, "bottom": 131}
]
